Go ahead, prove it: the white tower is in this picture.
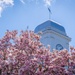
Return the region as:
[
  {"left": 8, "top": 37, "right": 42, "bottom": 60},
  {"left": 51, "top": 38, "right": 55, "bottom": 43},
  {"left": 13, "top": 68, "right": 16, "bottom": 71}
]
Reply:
[{"left": 34, "top": 20, "right": 71, "bottom": 51}]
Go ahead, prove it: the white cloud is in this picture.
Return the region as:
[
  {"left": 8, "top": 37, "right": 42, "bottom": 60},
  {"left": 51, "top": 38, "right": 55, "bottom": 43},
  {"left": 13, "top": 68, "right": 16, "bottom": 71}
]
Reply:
[
  {"left": 20, "top": 0, "right": 53, "bottom": 6},
  {"left": 0, "top": 0, "right": 14, "bottom": 17},
  {"left": 0, "top": 6, "right": 3, "bottom": 17},
  {"left": 20, "top": 0, "right": 25, "bottom": 4},
  {"left": 44, "top": 0, "right": 53, "bottom": 6}
]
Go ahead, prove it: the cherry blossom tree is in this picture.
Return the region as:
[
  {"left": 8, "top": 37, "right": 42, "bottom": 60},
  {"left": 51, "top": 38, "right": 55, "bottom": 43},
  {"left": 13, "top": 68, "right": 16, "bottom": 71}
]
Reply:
[{"left": 0, "top": 30, "right": 75, "bottom": 75}]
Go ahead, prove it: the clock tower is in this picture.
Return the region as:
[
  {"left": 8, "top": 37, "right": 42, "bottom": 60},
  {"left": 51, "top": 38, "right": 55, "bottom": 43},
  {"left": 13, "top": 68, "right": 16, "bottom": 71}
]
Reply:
[{"left": 34, "top": 20, "right": 71, "bottom": 51}]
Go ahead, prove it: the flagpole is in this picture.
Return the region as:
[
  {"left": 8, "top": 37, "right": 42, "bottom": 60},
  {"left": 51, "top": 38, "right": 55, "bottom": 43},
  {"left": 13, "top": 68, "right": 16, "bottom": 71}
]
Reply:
[
  {"left": 49, "top": 7, "right": 50, "bottom": 20},
  {"left": 48, "top": 7, "right": 52, "bottom": 20}
]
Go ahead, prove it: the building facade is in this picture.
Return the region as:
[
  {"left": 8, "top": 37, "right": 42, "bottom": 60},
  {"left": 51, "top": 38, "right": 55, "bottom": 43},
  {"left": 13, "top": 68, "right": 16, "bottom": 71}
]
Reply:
[{"left": 34, "top": 20, "right": 71, "bottom": 51}]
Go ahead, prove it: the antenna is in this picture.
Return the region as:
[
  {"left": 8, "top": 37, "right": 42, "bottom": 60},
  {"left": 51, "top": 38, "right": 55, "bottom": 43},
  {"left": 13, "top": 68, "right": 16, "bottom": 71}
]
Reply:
[{"left": 48, "top": 6, "right": 52, "bottom": 20}]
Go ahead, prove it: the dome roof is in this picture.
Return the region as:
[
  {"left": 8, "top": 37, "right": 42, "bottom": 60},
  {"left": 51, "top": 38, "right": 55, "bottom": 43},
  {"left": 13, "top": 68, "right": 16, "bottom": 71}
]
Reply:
[{"left": 34, "top": 20, "right": 67, "bottom": 36}]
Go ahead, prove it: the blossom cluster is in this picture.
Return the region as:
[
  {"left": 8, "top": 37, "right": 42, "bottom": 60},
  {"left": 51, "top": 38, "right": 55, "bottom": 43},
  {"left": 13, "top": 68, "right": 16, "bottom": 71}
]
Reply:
[{"left": 0, "top": 30, "right": 75, "bottom": 75}]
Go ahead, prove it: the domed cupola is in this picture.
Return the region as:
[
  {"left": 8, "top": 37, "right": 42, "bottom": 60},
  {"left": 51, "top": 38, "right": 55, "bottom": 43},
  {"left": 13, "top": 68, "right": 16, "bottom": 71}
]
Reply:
[{"left": 34, "top": 20, "right": 67, "bottom": 36}]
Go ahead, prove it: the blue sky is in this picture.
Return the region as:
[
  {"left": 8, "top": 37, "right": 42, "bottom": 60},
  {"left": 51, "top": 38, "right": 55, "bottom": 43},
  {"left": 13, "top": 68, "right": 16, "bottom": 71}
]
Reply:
[{"left": 0, "top": 0, "right": 75, "bottom": 47}]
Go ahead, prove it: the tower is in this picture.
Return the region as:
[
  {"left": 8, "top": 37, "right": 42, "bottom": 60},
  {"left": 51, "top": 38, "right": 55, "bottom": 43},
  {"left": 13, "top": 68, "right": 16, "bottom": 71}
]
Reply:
[{"left": 34, "top": 20, "right": 71, "bottom": 51}]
